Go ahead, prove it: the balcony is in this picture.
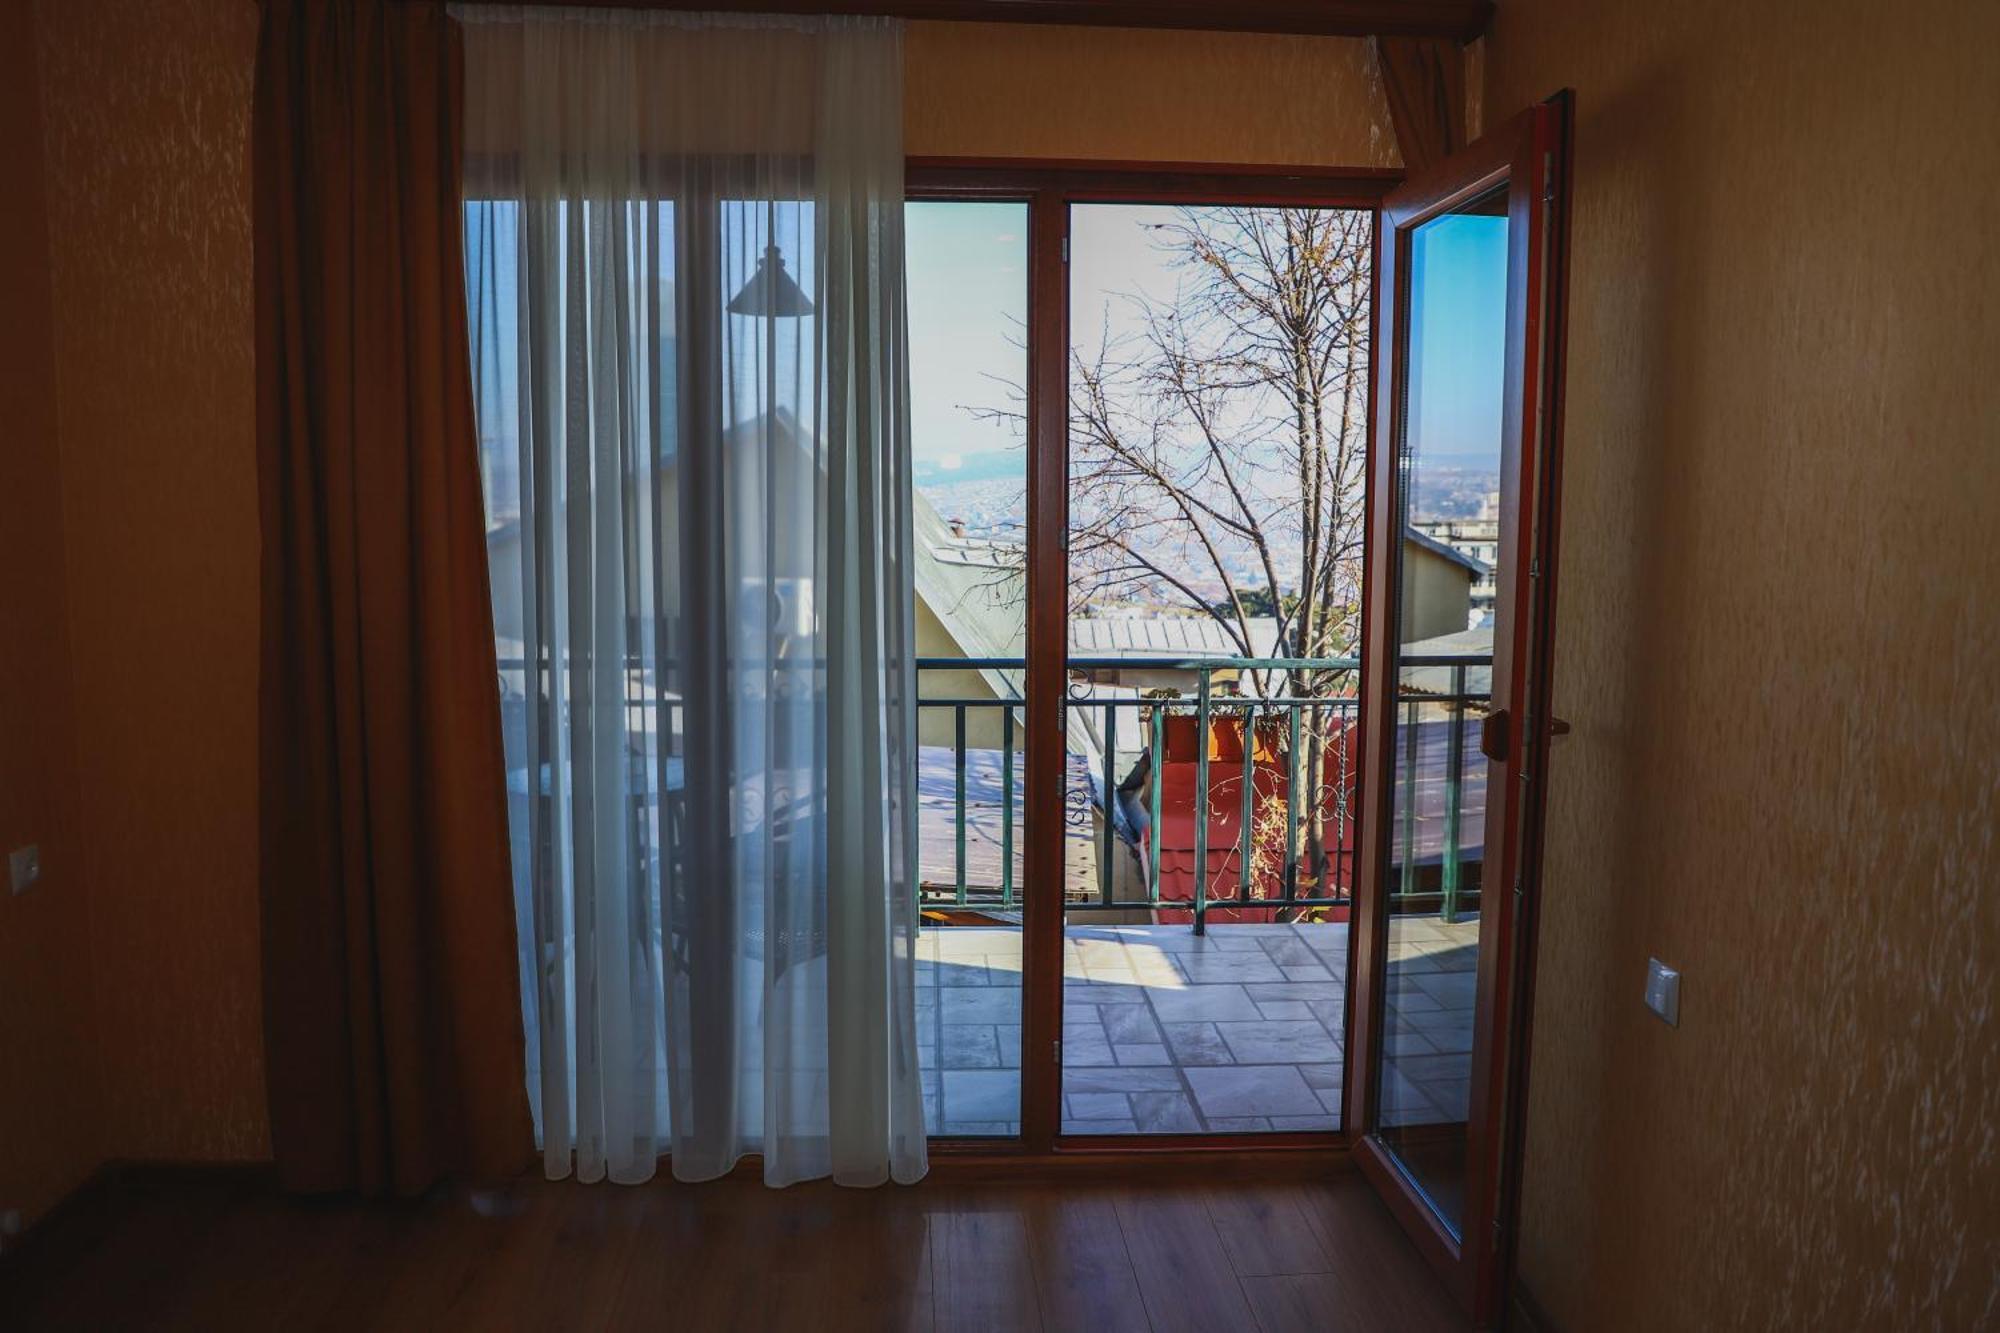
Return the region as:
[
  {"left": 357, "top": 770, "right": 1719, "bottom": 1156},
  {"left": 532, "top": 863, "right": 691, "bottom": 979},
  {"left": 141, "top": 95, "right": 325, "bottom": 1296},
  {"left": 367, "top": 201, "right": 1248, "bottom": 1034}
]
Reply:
[
  {"left": 916, "top": 654, "right": 1488, "bottom": 1136},
  {"left": 495, "top": 648, "right": 1485, "bottom": 1138}
]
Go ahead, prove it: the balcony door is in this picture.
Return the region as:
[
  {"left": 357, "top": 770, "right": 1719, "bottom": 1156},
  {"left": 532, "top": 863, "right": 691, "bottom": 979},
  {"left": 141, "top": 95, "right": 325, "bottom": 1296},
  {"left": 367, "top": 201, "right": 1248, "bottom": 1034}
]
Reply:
[
  {"left": 905, "top": 169, "right": 1397, "bottom": 1152},
  {"left": 1346, "top": 94, "right": 1574, "bottom": 1324}
]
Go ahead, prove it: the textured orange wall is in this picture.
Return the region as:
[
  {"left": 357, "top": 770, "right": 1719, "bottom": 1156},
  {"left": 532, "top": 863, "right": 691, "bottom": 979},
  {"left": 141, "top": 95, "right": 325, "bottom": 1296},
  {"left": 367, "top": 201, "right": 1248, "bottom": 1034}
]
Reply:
[
  {"left": 32, "top": 0, "right": 269, "bottom": 1165},
  {"left": 1484, "top": 1, "right": 2000, "bottom": 1327},
  {"left": 0, "top": 3, "right": 106, "bottom": 1228},
  {"left": 907, "top": 22, "right": 1397, "bottom": 167}
]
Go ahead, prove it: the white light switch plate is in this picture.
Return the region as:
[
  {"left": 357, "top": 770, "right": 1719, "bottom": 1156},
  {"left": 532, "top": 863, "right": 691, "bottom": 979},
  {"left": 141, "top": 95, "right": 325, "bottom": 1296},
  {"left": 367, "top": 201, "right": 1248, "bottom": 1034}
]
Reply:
[
  {"left": 9, "top": 845, "right": 40, "bottom": 895},
  {"left": 1644, "top": 957, "right": 1680, "bottom": 1027}
]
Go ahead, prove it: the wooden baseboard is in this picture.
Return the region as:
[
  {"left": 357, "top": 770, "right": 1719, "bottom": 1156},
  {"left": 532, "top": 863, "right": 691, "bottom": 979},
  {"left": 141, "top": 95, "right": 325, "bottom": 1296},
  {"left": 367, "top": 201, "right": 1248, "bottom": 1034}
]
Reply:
[
  {"left": 0, "top": 1141, "right": 1351, "bottom": 1282},
  {"left": 923, "top": 1142, "right": 1354, "bottom": 1183},
  {"left": 0, "top": 1163, "right": 113, "bottom": 1270},
  {"left": 0, "top": 1159, "right": 277, "bottom": 1273},
  {"left": 675, "top": 1141, "right": 1356, "bottom": 1185}
]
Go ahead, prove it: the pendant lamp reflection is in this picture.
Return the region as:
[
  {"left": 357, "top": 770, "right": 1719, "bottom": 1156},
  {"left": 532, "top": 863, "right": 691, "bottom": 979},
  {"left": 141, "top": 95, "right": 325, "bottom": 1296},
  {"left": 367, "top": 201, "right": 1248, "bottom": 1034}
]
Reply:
[{"left": 727, "top": 244, "right": 814, "bottom": 317}]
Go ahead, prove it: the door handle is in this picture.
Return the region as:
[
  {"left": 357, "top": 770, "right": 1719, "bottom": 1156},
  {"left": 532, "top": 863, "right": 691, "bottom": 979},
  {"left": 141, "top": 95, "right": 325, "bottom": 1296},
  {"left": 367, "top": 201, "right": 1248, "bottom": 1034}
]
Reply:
[{"left": 1479, "top": 708, "right": 1509, "bottom": 762}]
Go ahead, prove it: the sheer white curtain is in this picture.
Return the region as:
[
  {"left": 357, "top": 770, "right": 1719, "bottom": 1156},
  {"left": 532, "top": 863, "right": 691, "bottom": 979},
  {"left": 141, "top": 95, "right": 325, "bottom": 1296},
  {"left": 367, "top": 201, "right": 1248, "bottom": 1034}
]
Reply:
[{"left": 458, "top": 5, "right": 925, "bottom": 1188}]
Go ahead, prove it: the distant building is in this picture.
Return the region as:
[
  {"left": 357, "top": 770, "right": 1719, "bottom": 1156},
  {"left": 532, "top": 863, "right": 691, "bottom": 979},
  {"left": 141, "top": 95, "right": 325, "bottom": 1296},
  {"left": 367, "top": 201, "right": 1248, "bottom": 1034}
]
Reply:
[
  {"left": 1069, "top": 615, "right": 1280, "bottom": 695},
  {"left": 485, "top": 409, "right": 1031, "bottom": 750},
  {"left": 1416, "top": 499, "right": 1501, "bottom": 629},
  {"left": 1400, "top": 526, "right": 1489, "bottom": 643}
]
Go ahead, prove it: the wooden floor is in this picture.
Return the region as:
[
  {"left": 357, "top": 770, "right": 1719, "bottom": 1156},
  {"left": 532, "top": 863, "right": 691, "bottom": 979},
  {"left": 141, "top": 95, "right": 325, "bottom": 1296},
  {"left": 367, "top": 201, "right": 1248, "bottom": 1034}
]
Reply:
[{"left": 1, "top": 1167, "right": 1465, "bottom": 1332}]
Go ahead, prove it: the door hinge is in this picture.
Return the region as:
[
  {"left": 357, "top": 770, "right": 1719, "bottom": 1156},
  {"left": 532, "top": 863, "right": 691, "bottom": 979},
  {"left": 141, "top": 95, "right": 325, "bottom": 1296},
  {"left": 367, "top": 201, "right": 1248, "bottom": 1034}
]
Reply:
[
  {"left": 1053, "top": 1039, "right": 1062, "bottom": 1065},
  {"left": 1061, "top": 236, "right": 1070, "bottom": 264}
]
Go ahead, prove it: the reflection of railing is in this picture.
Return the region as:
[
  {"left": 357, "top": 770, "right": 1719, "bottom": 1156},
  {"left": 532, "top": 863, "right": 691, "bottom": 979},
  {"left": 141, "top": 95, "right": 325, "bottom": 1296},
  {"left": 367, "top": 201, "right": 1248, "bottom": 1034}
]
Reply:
[
  {"left": 916, "top": 654, "right": 1492, "bottom": 935},
  {"left": 1393, "top": 656, "right": 1492, "bottom": 925}
]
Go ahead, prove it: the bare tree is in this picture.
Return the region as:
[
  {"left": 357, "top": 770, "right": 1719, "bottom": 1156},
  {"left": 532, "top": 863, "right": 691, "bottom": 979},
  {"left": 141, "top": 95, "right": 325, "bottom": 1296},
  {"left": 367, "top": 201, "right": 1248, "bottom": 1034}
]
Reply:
[
  {"left": 954, "top": 207, "right": 1373, "bottom": 896},
  {"left": 1067, "top": 207, "right": 1372, "bottom": 892},
  {"left": 1068, "top": 206, "right": 1371, "bottom": 700}
]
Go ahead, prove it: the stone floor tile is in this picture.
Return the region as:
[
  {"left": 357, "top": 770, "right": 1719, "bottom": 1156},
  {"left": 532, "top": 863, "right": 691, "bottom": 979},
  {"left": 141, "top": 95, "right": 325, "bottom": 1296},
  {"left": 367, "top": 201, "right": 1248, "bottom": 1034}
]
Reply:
[
  {"left": 1066, "top": 1092, "right": 1132, "bottom": 1120},
  {"left": 1176, "top": 954, "right": 1287, "bottom": 984},
  {"left": 1062, "top": 1066, "right": 1183, "bottom": 1093},
  {"left": 1160, "top": 1022, "right": 1235, "bottom": 1066},
  {"left": 1184, "top": 1065, "right": 1322, "bottom": 1118},
  {"left": 1064, "top": 981, "right": 1149, "bottom": 1006},
  {"left": 1114, "top": 1044, "right": 1171, "bottom": 1066},
  {"left": 1062, "top": 1029, "right": 1118, "bottom": 1066},
  {"left": 1215, "top": 1020, "right": 1340, "bottom": 1065},
  {"left": 1268, "top": 1115, "right": 1333, "bottom": 1131},
  {"left": 942, "top": 1069, "right": 1021, "bottom": 1121},
  {"left": 1130, "top": 1091, "right": 1202, "bottom": 1132},
  {"left": 939, "top": 986, "right": 1020, "bottom": 1025},
  {"left": 1244, "top": 981, "right": 1343, "bottom": 1004},
  {"left": 1101, "top": 1005, "right": 1164, "bottom": 1046},
  {"left": 1258, "top": 937, "right": 1322, "bottom": 968},
  {"left": 940, "top": 1024, "right": 1002, "bottom": 1069},
  {"left": 1146, "top": 984, "right": 1263, "bottom": 1023}
]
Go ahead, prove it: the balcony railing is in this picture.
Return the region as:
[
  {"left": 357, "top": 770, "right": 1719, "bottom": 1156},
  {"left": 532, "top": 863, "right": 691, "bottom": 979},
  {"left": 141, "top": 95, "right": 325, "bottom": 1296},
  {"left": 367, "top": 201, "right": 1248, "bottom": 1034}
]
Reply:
[
  {"left": 916, "top": 654, "right": 1492, "bottom": 934},
  {"left": 492, "top": 649, "right": 1491, "bottom": 936}
]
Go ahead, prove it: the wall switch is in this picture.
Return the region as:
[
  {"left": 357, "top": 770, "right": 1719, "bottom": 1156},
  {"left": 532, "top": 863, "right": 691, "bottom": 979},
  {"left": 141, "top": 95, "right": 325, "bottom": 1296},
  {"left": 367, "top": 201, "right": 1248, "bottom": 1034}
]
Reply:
[
  {"left": 9, "top": 845, "right": 40, "bottom": 895},
  {"left": 1644, "top": 957, "right": 1680, "bottom": 1027}
]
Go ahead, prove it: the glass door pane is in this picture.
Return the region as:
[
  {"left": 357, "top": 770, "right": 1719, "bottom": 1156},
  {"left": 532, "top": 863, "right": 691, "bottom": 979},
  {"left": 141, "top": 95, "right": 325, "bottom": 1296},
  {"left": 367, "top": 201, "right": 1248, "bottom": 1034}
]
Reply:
[
  {"left": 905, "top": 200, "right": 1030, "bottom": 1137},
  {"left": 1376, "top": 186, "right": 1510, "bottom": 1228},
  {"left": 1062, "top": 202, "right": 1373, "bottom": 1135}
]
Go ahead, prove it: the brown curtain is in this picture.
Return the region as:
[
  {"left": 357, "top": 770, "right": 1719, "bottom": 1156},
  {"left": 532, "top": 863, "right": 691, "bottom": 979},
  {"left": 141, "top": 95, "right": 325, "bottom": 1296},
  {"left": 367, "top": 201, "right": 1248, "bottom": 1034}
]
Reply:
[
  {"left": 254, "top": 0, "right": 532, "bottom": 1196},
  {"left": 1376, "top": 36, "right": 1469, "bottom": 176}
]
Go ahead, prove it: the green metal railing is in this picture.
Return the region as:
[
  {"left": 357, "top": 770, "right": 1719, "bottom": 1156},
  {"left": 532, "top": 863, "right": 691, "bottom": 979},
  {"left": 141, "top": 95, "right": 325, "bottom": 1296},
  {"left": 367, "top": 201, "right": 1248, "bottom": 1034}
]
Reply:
[
  {"left": 494, "top": 649, "right": 1488, "bottom": 934},
  {"left": 915, "top": 654, "right": 1493, "bottom": 934},
  {"left": 916, "top": 652, "right": 1496, "bottom": 924},
  {"left": 1391, "top": 659, "right": 1489, "bottom": 924}
]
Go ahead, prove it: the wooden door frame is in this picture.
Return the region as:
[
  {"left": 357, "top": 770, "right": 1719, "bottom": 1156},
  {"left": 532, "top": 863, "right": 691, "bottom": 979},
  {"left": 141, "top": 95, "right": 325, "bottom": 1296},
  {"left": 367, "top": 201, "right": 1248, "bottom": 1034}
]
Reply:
[
  {"left": 1493, "top": 89, "right": 1574, "bottom": 1328},
  {"left": 905, "top": 159, "right": 1395, "bottom": 1159},
  {"left": 1341, "top": 95, "right": 1571, "bottom": 1326}
]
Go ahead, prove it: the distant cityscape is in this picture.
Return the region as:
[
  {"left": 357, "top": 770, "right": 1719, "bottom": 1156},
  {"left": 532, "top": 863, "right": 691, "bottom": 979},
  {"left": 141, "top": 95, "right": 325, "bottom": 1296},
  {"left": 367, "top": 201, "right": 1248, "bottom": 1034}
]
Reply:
[{"left": 915, "top": 445, "right": 1501, "bottom": 625}]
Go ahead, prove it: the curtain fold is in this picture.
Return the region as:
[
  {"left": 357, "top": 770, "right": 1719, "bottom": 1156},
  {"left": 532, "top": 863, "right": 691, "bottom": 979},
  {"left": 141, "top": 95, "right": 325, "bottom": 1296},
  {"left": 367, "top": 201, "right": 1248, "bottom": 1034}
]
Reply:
[
  {"left": 458, "top": 5, "right": 926, "bottom": 1188},
  {"left": 255, "top": 0, "right": 534, "bottom": 1195},
  {"left": 1376, "top": 35, "right": 1469, "bottom": 176}
]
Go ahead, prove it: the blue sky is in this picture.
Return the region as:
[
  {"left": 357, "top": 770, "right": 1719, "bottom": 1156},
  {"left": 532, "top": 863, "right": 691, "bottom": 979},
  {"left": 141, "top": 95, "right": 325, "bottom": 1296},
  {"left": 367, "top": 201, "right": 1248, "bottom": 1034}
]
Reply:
[
  {"left": 905, "top": 201, "right": 1270, "bottom": 477},
  {"left": 469, "top": 199, "right": 1509, "bottom": 487},
  {"left": 905, "top": 201, "right": 1028, "bottom": 474},
  {"left": 1405, "top": 210, "right": 1509, "bottom": 468},
  {"left": 906, "top": 200, "right": 1508, "bottom": 478}
]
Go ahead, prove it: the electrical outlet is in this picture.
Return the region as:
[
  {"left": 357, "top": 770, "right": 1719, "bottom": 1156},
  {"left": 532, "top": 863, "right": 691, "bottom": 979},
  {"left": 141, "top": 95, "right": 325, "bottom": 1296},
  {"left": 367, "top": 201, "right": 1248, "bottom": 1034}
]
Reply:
[
  {"left": 1644, "top": 957, "right": 1680, "bottom": 1027},
  {"left": 9, "top": 845, "right": 39, "bottom": 895}
]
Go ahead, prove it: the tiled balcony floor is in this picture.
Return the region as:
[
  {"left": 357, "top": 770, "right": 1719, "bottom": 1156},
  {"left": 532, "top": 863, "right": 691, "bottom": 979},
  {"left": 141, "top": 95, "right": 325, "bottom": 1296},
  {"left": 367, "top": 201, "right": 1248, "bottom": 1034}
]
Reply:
[{"left": 917, "top": 916, "right": 1478, "bottom": 1137}]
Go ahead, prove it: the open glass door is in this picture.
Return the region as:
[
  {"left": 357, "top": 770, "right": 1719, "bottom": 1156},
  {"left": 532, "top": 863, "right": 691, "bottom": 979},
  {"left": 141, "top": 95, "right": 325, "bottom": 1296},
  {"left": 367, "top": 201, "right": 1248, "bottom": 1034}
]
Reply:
[{"left": 1347, "top": 93, "right": 1572, "bottom": 1323}]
